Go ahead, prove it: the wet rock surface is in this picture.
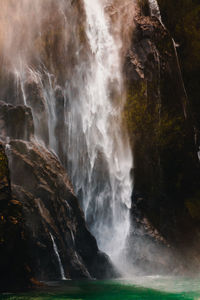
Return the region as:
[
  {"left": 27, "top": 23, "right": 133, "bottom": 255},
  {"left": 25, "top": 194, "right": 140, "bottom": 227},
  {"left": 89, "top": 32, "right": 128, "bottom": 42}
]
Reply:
[
  {"left": 0, "top": 137, "right": 117, "bottom": 290},
  {"left": 125, "top": 6, "right": 200, "bottom": 272},
  {"left": 0, "top": 143, "right": 33, "bottom": 292},
  {"left": 0, "top": 100, "right": 117, "bottom": 291},
  {"left": 0, "top": 101, "right": 34, "bottom": 142},
  {"left": 7, "top": 138, "right": 116, "bottom": 281}
]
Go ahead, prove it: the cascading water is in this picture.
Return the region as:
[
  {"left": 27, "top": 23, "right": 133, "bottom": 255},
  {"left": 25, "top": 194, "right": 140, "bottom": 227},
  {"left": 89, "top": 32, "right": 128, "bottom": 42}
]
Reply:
[
  {"left": 148, "top": 0, "right": 162, "bottom": 21},
  {"left": 50, "top": 233, "right": 66, "bottom": 280},
  {"left": 0, "top": 0, "right": 134, "bottom": 272},
  {"left": 66, "top": 0, "right": 133, "bottom": 268}
]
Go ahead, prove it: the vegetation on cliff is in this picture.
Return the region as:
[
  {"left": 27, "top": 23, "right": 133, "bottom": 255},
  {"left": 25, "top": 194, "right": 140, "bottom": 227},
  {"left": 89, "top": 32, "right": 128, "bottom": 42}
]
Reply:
[
  {"left": 124, "top": 7, "right": 200, "bottom": 263},
  {"left": 158, "top": 0, "right": 200, "bottom": 135}
]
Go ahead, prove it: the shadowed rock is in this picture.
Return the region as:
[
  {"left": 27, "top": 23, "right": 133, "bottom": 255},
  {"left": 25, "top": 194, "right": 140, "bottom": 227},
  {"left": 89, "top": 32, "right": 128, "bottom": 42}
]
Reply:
[
  {"left": 0, "top": 101, "right": 34, "bottom": 142},
  {"left": 124, "top": 6, "right": 200, "bottom": 273},
  {"left": 0, "top": 138, "right": 117, "bottom": 290}
]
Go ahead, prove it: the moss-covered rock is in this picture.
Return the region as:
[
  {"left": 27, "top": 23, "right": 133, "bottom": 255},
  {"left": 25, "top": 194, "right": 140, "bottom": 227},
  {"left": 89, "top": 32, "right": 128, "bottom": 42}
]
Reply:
[
  {"left": 125, "top": 7, "right": 200, "bottom": 271},
  {"left": 157, "top": 0, "right": 200, "bottom": 143}
]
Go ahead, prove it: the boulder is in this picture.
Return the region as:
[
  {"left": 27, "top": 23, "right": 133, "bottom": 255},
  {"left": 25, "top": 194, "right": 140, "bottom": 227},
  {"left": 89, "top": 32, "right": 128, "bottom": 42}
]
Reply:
[{"left": 1, "top": 138, "right": 116, "bottom": 288}]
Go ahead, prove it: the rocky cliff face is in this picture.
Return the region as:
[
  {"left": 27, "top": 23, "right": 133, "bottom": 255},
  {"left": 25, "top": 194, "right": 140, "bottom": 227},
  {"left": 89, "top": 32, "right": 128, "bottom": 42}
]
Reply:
[
  {"left": 0, "top": 101, "right": 116, "bottom": 291},
  {"left": 124, "top": 1, "right": 200, "bottom": 272},
  {"left": 1, "top": 0, "right": 200, "bottom": 289},
  {"left": 157, "top": 0, "right": 200, "bottom": 139},
  {"left": 0, "top": 0, "right": 118, "bottom": 291},
  {"left": 0, "top": 142, "right": 33, "bottom": 291}
]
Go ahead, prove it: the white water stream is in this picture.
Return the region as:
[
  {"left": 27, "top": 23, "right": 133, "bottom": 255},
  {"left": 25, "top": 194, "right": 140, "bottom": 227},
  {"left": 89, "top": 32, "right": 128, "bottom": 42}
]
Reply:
[
  {"left": 0, "top": 0, "right": 134, "bottom": 272},
  {"left": 65, "top": 0, "right": 133, "bottom": 268},
  {"left": 148, "top": 0, "right": 162, "bottom": 21},
  {"left": 50, "top": 233, "right": 66, "bottom": 280}
]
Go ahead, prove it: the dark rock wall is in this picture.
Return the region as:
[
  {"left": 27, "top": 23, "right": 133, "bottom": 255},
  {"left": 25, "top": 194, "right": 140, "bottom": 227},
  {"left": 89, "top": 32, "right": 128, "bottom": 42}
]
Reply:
[
  {"left": 7, "top": 138, "right": 116, "bottom": 281},
  {"left": 0, "top": 143, "right": 33, "bottom": 291},
  {"left": 157, "top": 0, "right": 200, "bottom": 138},
  {"left": 124, "top": 1, "right": 200, "bottom": 272},
  {"left": 0, "top": 100, "right": 116, "bottom": 291}
]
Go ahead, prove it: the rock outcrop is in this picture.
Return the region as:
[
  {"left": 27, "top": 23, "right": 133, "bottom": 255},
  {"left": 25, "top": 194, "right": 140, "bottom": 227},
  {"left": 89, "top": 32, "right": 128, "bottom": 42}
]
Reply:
[
  {"left": 0, "top": 101, "right": 34, "bottom": 142},
  {"left": 0, "top": 143, "right": 33, "bottom": 291},
  {"left": 0, "top": 101, "right": 116, "bottom": 291},
  {"left": 8, "top": 138, "right": 116, "bottom": 281}
]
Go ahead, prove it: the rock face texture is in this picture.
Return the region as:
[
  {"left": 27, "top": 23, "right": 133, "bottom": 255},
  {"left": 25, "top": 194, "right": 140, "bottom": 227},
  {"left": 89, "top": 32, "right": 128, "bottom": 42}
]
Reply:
[
  {"left": 124, "top": 3, "right": 200, "bottom": 272},
  {"left": 0, "top": 101, "right": 34, "bottom": 142},
  {"left": 0, "top": 101, "right": 116, "bottom": 291},
  {"left": 157, "top": 0, "right": 200, "bottom": 140},
  {"left": 9, "top": 138, "right": 116, "bottom": 281},
  {"left": 1, "top": 0, "right": 200, "bottom": 290},
  {"left": 0, "top": 143, "right": 32, "bottom": 291}
]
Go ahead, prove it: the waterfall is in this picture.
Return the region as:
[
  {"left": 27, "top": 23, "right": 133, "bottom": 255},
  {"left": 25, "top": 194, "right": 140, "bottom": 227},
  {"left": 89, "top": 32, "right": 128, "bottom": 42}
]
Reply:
[
  {"left": 148, "top": 0, "right": 162, "bottom": 21},
  {"left": 148, "top": 0, "right": 167, "bottom": 29},
  {"left": 65, "top": 0, "right": 133, "bottom": 269},
  {"left": 0, "top": 0, "right": 133, "bottom": 272},
  {"left": 50, "top": 233, "right": 66, "bottom": 280}
]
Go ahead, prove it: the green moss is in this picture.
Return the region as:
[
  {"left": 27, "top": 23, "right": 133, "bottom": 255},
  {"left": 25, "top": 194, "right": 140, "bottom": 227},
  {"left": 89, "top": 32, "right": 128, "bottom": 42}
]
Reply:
[
  {"left": 185, "top": 192, "right": 200, "bottom": 219},
  {"left": 158, "top": 0, "right": 200, "bottom": 131},
  {"left": 123, "top": 80, "right": 186, "bottom": 151},
  {"left": 123, "top": 81, "right": 160, "bottom": 139},
  {"left": 0, "top": 146, "right": 9, "bottom": 180}
]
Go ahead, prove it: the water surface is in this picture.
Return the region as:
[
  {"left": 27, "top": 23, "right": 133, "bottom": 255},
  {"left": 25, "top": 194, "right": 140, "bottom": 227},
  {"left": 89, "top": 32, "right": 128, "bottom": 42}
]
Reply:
[{"left": 2, "top": 276, "right": 200, "bottom": 300}]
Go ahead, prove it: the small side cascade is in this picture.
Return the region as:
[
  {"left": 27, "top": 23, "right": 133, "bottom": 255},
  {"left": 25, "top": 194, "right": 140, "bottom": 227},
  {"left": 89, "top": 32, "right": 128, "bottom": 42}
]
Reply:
[
  {"left": 148, "top": 0, "right": 189, "bottom": 120},
  {"left": 148, "top": 0, "right": 165, "bottom": 27},
  {"left": 148, "top": 0, "right": 162, "bottom": 21},
  {"left": 50, "top": 233, "right": 66, "bottom": 280}
]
